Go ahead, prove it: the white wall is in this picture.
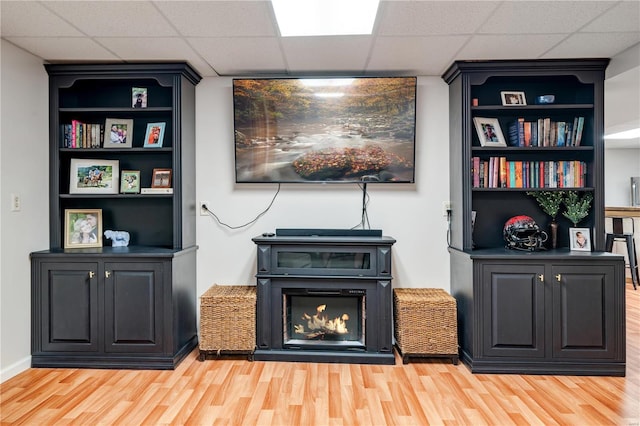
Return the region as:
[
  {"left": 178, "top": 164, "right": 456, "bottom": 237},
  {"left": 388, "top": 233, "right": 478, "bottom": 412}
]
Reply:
[
  {"left": 604, "top": 148, "right": 640, "bottom": 206},
  {"left": 0, "top": 41, "right": 49, "bottom": 381},
  {"left": 194, "top": 77, "right": 452, "bottom": 297}
]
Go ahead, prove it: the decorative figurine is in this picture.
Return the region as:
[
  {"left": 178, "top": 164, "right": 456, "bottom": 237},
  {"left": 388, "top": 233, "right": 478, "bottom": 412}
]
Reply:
[{"left": 104, "top": 230, "right": 130, "bottom": 247}]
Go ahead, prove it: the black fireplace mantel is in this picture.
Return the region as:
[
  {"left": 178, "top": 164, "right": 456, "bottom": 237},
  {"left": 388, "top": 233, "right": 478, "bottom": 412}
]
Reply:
[{"left": 252, "top": 232, "right": 396, "bottom": 365}]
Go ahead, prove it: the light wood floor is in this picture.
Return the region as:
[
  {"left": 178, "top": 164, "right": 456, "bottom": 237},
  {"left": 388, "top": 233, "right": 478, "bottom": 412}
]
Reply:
[{"left": 1, "top": 281, "right": 638, "bottom": 426}]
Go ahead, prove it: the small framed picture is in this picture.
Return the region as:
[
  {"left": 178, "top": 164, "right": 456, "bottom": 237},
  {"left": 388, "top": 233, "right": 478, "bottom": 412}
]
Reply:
[
  {"left": 569, "top": 227, "right": 591, "bottom": 251},
  {"left": 151, "top": 168, "right": 172, "bottom": 188},
  {"left": 64, "top": 209, "right": 103, "bottom": 248},
  {"left": 69, "top": 158, "right": 119, "bottom": 194},
  {"left": 120, "top": 170, "right": 141, "bottom": 194},
  {"left": 473, "top": 117, "right": 507, "bottom": 147},
  {"left": 143, "top": 122, "right": 166, "bottom": 148},
  {"left": 501, "top": 91, "right": 527, "bottom": 106},
  {"left": 132, "top": 87, "right": 147, "bottom": 108},
  {"left": 104, "top": 118, "right": 133, "bottom": 148}
]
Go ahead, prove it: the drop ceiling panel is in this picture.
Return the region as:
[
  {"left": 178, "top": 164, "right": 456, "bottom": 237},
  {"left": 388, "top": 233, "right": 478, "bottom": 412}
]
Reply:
[
  {"left": 377, "top": 1, "right": 499, "bottom": 36},
  {"left": 0, "top": 1, "right": 83, "bottom": 37},
  {"left": 478, "top": 1, "right": 615, "bottom": 34},
  {"left": 4, "top": 37, "right": 118, "bottom": 60},
  {"left": 154, "top": 0, "right": 277, "bottom": 37},
  {"left": 281, "top": 36, "right": 373, "bottom": 73},
  {"left": 43, "top": 1, "right": 178, "bottom": 37},
  {"left": 457, "top": 34, "right": 569, "bottom": 60},
  {"left": 188, "top": 37, "right": 285, "bottom": 75},
  {"left": 368, "top": 36, "right": 469, "bottom": 75},
  {"left": 583, "top": 1, "right": 640, "bottom": 32},
  {"left": 543, "top": 32, "right": 640, "bottom": 58}
]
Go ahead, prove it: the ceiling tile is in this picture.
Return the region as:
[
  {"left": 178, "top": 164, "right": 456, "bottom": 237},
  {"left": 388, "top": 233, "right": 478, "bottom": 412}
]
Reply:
[
  {"left": 542, "top": 32, "right": 640, "bottom": 58},
  {"left": 582, "top": 1, "right": 640, "bottom": 32},
  {"left": 280, "top": 36, "right": 373, "bottom": 73},
  {"left": 43, "top": 1, "right": 178, "bottom": 37},
  {"left": 95, "top": 37, "right": 214, "bottom": 75},
  {"left": 154, "top": 1, "right": 277, "bottom": 37},
  {"left": 478, "top": 1, "right": 615, "bottom": 34},
  {"left": 368, "top": 36, "right": 469, "bottom": 75},
  {"left": 377, "top": 1, "right": 500, "bottom": 36},
  {"left": 457, "top": 34, "right": 568, "bottom": 60},
  {"left": 188, "top": 37, "right": 285, "bottom": 75},
  {"left": 4, "top": 37, "right": 118, "bottom": 60},
  {"left": 0, "top": 1, "right": 83, "bottom": 36}
]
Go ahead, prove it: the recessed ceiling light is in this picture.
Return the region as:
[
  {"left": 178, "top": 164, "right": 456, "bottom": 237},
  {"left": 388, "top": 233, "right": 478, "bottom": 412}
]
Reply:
[
  {"left": 605, "top": 128, "right": 640, "bottom": 139},
  {"left": 271, "top": 0, "right": 380, "bottom": 37}
]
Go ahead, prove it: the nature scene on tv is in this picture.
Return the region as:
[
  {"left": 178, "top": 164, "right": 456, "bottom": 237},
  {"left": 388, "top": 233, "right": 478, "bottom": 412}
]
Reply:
[{"left": 233, "top": 77, "right": 416, "bottom": 183}]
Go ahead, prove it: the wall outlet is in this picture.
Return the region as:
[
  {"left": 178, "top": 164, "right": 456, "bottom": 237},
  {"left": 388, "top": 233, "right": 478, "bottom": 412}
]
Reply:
[
  {"left": 442, "top": 201, "right": 451, "bottom": 217},
  {"left": 199, "top": 201, "right": 210, "bottom": 216},
  {"left": 11, "top": 193, "right": 21, "bottom": 212}
]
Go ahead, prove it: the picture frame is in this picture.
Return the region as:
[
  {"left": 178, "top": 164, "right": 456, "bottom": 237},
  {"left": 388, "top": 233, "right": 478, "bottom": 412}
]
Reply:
[
  {"left": 473, "top": 117, "right": 507, "bottom": 147},
  {"left": 151, "top": 168, "right": 172, "bottom": 188},
  {"left": 64, "top": 209, "right": 103, "bottom": 248},
  {"left": 104, "top": 118, "right": 133, "bottom": 148},
  {"left": 143, "top": 122, "right": 166, "bottom": 148},
  {"left": 69, "top": 158, "right": 119, "bottom": 194},
  {"left": 569, "top": 227, "right": 591, "bottom": 251},
  {"left": 132, "top": 87, "right": 147, "bottom": 108},
  {"left": 120, "top": 170, "right": 141, "bottom": 194},
  {"left": 501, "top": 91, "right": 527, "bottom": 106}
]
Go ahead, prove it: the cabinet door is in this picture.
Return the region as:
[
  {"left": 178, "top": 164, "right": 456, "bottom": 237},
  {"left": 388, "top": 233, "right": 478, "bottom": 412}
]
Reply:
[
  {"left": 103, "top": 262, "right": 164, "bottom": 353},
  {"left": 39, "top": 262, "right": 99, "bottom": 352},
  {"left": 480, "top": 263, "right": 545, "bottom": 357},
  {"left": 551, "top": 264, "right": 617, "bottom": 359}
]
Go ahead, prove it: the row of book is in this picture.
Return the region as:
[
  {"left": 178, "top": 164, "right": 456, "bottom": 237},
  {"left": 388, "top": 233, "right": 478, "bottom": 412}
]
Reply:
[
  {"left": 61, "top": 121, "right": 104, "bottom": 148},
  {"left": 507, "top": 117, "right": 585, "bottom": 147},
  {"left": 472, "top": 156, "right": 587, "bottom": 189}
]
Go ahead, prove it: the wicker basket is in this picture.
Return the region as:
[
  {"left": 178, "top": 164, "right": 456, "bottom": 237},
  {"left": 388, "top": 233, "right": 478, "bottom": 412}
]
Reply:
[
  {"left": 199, "top": 284, "right": 256, "bottom": 360},
  {"left": 393, "top": 288, "right": 459, "bottom": 364}
]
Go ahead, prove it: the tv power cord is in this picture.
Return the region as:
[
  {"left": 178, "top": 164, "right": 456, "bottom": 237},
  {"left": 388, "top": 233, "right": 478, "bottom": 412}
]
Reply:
[{"left": 200, "top": 184, "right": 281, "bottom": 230}]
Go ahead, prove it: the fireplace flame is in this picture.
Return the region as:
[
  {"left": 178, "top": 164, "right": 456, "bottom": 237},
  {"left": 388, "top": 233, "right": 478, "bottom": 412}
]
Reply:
[{"left": 295, "top": 304, "right": 350, "bottom": 338}]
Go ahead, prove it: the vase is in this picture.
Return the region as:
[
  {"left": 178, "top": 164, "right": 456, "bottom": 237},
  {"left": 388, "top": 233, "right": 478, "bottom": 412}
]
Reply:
[{"left": 550, "top": 221, "right": 558, "bottom": 249}]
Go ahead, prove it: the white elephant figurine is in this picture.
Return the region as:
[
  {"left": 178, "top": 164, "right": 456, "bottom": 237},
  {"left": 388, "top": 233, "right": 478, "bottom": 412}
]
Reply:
[{"left": 104, "top": 230, "right": 130, "bottom": 247}]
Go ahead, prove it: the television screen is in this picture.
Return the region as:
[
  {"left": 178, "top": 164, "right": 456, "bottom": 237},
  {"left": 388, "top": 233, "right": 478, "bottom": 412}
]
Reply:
[{"left": 233, "top": 77, "right": 417, "bottom": 183}]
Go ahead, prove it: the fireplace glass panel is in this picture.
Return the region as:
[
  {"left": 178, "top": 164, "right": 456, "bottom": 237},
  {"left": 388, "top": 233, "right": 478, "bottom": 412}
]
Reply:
[
  {"left": 277, "top": 250, "right": 370, "bottom": 270},
  {"left": 284, "top": 294, "right": 365, "bottom": 348}
]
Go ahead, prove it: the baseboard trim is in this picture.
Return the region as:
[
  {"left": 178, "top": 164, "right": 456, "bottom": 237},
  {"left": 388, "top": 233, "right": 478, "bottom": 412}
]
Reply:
[{"left": 1, "top": 355, "right": 31, "bottom": 383}]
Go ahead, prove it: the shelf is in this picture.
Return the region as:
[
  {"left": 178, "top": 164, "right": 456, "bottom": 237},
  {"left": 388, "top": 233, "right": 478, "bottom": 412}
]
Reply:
[
  {"left": 60, "top": 148, "right": 173, "bottom": 153},
  {"left": 472, "top": 187, "right": 594, "bottom": 192},
  {"left": 472, "top": 104, "right": 593, "bottom": 111}
]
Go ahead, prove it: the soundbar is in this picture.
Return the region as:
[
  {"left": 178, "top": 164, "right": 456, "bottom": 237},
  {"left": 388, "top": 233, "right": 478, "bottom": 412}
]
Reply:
[{"left": 275, "top": 228, "right": 383, "bottom": 237}]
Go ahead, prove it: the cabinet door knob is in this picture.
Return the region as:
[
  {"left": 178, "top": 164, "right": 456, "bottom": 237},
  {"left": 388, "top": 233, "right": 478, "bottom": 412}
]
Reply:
[
  {"left": 556, "top": 274, "right": 561, "bottom": 282},
  {"left": 105, "top": 271, "right": 111, "bottom": 278},
  {"left": 538, "top": 274, "right": 544, "bottom": 282},
  {"left": 89, "top": 271, "right": 95, "bottom": 278}
]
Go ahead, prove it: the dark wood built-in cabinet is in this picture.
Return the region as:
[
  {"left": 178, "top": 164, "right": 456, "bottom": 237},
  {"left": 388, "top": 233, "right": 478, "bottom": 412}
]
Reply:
[
  {"left": 31, "top": 63, "right": 201, "bottom": 369},
  {"left": 443, "top": 60, "right": 626, "bottom": 376}
]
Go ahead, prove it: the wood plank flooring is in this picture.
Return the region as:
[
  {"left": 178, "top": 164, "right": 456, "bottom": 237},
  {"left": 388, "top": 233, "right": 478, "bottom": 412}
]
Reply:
[{"left": 2, "top": 281, "right": 638, "bottom": 425}]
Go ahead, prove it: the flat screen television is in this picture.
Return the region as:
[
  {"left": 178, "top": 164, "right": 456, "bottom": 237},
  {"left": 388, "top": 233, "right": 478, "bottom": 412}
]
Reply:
[{"left": 233, "top": 76, "right": 417, "bottom": 183}]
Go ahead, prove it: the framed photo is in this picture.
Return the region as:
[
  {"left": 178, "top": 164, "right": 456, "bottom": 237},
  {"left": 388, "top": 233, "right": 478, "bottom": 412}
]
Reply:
[
  {"left": 104, "top": 118, "right": 133, "bottom": 148},
  {"left": 69, "top": 158, "right": 119, "bottom": 194},
  {"left": 569, "top": 227, "right": 591, "bottom": 251},
  {"left": 120, "top": 170, "right": 141, "bottom": 194},
  {"left": 151, "top": 168, "right": 172, "bottom": 188},
  {"left": 64, "top": 209, "right": 103, "bottom": 248},
  {"left": 473, "top": 117, "right": 507, "bottom": 147},
  {"left": 143, "top": 122, "right": 166, "bottom": 148},
  {"left": 132, "top": 87, "right": 147, "bottom": 108},
  {"left": 501, "top": 91, "right": 527, "bottom": 106}
]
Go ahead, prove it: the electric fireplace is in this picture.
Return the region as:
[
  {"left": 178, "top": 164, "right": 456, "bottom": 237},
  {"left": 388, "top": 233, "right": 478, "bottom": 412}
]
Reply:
[{"left": 252, "top": 230, "right": 396, "bottom": 364}]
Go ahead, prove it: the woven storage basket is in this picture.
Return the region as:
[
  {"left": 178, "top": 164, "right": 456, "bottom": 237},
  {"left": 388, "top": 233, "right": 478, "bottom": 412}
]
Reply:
[
  {"left": 199, "top": 285, "right": 256, "bottom": 360},
  {"left": 393, "top": 288, "right": 459, "bottom": 364}
]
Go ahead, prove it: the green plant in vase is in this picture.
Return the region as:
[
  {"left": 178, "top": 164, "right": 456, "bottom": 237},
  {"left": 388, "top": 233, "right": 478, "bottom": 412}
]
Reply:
[
  {"left": 562, "top": 191, "right": 593, "bottom": 227},
  {"left": 527, "top": 191, "right": 564, "bottom": 249}
]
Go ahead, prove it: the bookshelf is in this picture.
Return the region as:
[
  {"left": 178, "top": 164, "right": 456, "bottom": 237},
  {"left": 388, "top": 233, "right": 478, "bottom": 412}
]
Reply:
[
  {"left": 30, "top": 63, "right": 201, "bottom": 369},
  {"left": 442, "top": 59, "right": 626, "bottom": 376}
]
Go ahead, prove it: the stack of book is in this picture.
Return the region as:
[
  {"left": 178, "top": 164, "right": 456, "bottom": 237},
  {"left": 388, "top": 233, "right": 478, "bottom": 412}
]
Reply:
[
  {"left": 471, "top": 156, "right": 586, "bottom": 189},
  {"left": 507, "top": 117, "right": 585, "bottom": 147}
]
